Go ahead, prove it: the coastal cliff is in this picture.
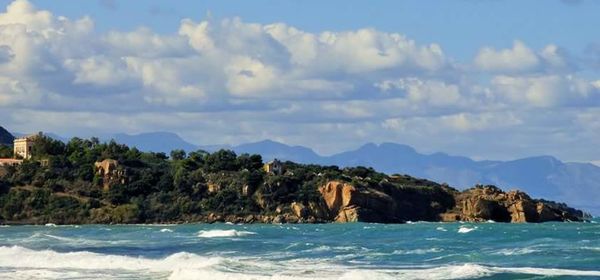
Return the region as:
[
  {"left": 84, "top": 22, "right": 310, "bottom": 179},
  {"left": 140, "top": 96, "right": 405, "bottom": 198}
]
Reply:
[{"left": 0, "top": 135, "right": 588, "bottom": 224}]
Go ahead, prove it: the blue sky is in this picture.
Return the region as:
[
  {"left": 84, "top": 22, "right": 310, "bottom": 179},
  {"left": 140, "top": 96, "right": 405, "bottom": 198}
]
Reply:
[
  {"left": 21, "top": 0, "right": 600, "bottom": 60},
  {"left": 0, "top": 0, "right": 599, "bottom": 164}
]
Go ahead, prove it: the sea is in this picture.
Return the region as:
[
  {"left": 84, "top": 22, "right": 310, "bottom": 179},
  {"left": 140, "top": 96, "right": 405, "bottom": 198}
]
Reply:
[{"left": 0, "top": 220, "right": 598, "bottom": 280}]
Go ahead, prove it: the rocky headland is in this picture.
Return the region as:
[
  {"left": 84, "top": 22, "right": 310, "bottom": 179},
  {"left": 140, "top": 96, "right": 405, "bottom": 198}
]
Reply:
[{"left": 0, "top": 134, "right": 588, "bottom": 225}]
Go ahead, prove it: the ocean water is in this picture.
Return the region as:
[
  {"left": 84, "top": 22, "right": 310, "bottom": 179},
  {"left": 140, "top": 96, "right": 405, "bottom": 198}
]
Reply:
[{"left": 0, "top": 221, "right": 599, "bottom": 279}]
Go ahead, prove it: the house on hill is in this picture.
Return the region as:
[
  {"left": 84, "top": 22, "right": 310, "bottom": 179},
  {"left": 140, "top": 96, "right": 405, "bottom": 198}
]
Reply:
[
  {"left": 0, "top": 131, "right": 44, "bottom": 166},
  {"left": 13, "top": 132, "right": 42, "bottom": 159},
  {"left": 263, "top": 159, "right": 284, "bottom": 175}
]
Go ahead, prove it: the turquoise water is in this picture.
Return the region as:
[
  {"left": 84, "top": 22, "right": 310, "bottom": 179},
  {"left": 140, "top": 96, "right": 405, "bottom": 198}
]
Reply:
[{"left": 0, "top": 221, "right": 599, "bottom": 279}]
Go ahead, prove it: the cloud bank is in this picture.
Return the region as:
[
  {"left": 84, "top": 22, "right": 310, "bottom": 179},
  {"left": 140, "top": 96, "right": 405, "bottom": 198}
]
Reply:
[{"left": 0, "top": 0, "right": 598, "bottom": 162}]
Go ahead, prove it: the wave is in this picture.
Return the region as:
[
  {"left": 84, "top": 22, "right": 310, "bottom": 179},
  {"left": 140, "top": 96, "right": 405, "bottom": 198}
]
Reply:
[
  {"left": 492, "top": 247, "right": 539, "bottom": 256},
  {"left": 392, "top": 248, "right": 443, "bottom": 255},
  {"left": 160, "top": 229, "right": 174, "bottom": 233},
  {"left": 457, "top": 226, "right": 477, "bottom": 233},
  {"left": 1, "top": 246, "right": 600, "bottom": 280},
  {"left": 197, "top": 229, "right": 257, "bottom": 238}
]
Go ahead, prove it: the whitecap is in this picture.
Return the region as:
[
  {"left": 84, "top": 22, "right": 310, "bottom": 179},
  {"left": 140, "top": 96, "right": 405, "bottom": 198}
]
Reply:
[
  {"left": 458, "top": 226, "right": 476, "bottom": 233},
  {"left": 43, "top": 234, "right": 76, "bottom": 242},
  {"left": 160, "top": 229, "right": 173, "bottom": 233},
  {"left": 45, "top": 223, "right": 57, "bottom": 227},
  {"left": 1, "top": 247, "right": 600, "bottom": 280},
  {"left": 392, "top": 248, "right": 443, "bottom": 255},
  {"left": 493, "top": 248, "right": 539, "bottom": 256},
  {"left": 197, "top": 229, "right": 256, "bottom": 238},
  {"left": 581, "top": 246, "right": 600, "bottom": 251},
  {"left": 436, "top": 227, "right": 448, "bottom": 232}
]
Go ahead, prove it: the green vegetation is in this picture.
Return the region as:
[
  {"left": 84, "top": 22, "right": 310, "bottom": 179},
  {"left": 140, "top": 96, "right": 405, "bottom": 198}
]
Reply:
[
  {"left": 1, "top": 135, "right": 581, "bottom": 224},
  {"left": 0, "top": 134, "right": 440, "bottom": 224},
  {"left": 0, "top": 145, "right": 12, "bottom": 158},
  {"left": 0, "top": 135, "right": 448, "bottom": 224}
]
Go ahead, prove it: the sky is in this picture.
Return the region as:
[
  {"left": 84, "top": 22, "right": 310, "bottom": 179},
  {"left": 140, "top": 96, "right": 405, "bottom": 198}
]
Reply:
[{"left": 0, "top": 0, "right": 599, "bottom": 164}]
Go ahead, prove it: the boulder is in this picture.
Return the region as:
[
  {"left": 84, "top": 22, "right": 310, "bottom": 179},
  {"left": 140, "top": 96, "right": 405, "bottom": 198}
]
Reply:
[
  {"left": 291, "top": 202, "right": 309, "bottom": 218},
  {"left": 318, "top": 181, "right": 400, "bottom": 223}
]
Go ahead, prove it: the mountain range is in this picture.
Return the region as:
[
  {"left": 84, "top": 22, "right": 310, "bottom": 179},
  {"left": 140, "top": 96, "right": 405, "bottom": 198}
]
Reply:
[
  {"left": 3, "top": 129, "right": 599, "bottom": 215},
  {"left": 0, "top": 126, "right": 14, "bottom": 145},
  {"left": 100, "top": 132, "right": 598, "bottom": 215}
]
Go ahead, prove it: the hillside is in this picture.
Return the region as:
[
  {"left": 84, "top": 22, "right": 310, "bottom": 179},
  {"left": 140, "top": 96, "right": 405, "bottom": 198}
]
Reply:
[
  {"left": 0, "top": 126, "right": 14, "bottom": 145},
  {"left": 33, "top": 133, "right": 600, "bottom": 215},
  {"left": 234, "top": 141, "right": 600, "bottom": 215},
  {"left": 0, "top": 135, "right": 588, "bottom": 225}
]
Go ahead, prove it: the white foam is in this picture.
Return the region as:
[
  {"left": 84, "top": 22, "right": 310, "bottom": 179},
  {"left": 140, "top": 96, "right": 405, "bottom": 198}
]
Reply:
[
  {"left": 493, "top": 248, "right": 539, "bottom": 256},
  {"left": 44, "top": 223, "right": 57, "bottom": 227},
  {"left": 197, "top": 229, "right": 257, "bottom": 238},
  {"left": 0, "top": 246, "right": 221, "bottom": 272},
  {"left": 160, "top": 229, "right": 174, "bottom": 233},
  {"left": 458, "top": 226, "right": 476, "bottom": 233},
  {"left": 2, "top": 246, "right": 599, "bottom": 280},
  {"left": 581, "top": 246, "right": 600, "bottom": 251},
  {"left": 435, "top": 227, "right": 447, "bottom": 232},
  {"left": 392, "top": 248, "right": 443, "bottom": 255}
]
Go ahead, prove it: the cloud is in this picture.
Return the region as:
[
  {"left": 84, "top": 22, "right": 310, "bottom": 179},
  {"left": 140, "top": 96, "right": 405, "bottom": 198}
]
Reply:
[
  {"left": 0, "top": 45, "right": 13, "bottom": 63},
  {"left": 491, "top": 75, "right": 598, "bottom": 107},
  {"left": 375, "top": 78, "right": 462, "bottom": 107},
  {"left": 475, "top": 41, "right": 539, "bottom": 73},
  {"left": 0, "top": 0, "right": 598, "bottom": 163},
  {"left": 474, "top": 40, "right": 572, "bottom": 73}
]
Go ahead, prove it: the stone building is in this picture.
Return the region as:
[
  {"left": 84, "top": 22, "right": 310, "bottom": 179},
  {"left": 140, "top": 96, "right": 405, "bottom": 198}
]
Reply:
[
  {"left": 13, "top": 132, "right": 42, "bottom": 159},
  {"left": 263, "top": 159, "right": 284, "bottom": 175}
]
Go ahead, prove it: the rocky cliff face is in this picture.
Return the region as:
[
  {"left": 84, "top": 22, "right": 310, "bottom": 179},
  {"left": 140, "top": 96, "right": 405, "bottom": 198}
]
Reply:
[
  {"left": 441, "top": 186, "right": 584, "bottom": 223},
  {"left": 284, "top": 181, "right": 585, "bottom": 224},
  {"left": 94, "top": 159, "right": 127, "bottom": 191},
  {"left": 318, "top": 181, "right": 400, "bottom": 223}
]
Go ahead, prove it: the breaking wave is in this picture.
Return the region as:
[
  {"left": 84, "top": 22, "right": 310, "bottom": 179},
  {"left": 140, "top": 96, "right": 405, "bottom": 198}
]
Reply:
[
  {"left": 1, "top": 246, "right": 599, "bottom": 280},
  {"left": 197, "top": 229, "right": 257, "bottom": 238},
  {"left": 458, "top": 226, "right": 477, "bottom": 233}
]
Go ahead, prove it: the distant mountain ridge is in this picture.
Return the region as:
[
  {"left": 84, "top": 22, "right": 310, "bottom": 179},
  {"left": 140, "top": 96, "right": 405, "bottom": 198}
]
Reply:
[
  {"left": 14, "top": 130, "right": 599, "bottom": 215},
  {"left": 0, "top": 126, "right": 14, "bottom": 145},
  {"left": 232, "top": 141, "right": 600, "bottom": 216}
]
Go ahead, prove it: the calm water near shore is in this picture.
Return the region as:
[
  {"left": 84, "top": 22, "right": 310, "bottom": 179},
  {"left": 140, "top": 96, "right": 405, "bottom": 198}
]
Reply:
[{"left": 0, "top": 220, "right": 599, "bottom": 279}]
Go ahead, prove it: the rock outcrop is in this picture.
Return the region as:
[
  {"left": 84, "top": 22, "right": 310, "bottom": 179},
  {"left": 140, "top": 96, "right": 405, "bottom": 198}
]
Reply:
[
  {"left": 94, "top": 159, "right": 127, "bottom": 191},
  {"left": 441, "top": 186, "right": 583, "bottom": 223},
  {"left": 314, "top": 181, "right": 585, "bottom": 224},
  {"left": 318, "top": 181, "right": 400, "bottom": 223}
]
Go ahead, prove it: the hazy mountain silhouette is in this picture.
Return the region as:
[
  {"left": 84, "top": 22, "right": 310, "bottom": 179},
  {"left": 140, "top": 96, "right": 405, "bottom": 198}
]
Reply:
[
  {"left": 17, "top": 131, "right": 599, "bottom": 215},
  {"left": 0, "top": 126, "right": 14, "bottom": 145},
  {"left": 109, "top": 132, "right": 198, "bottom": 154},
  {"left": 231, "top": 140, "right": 600, "bottom": 215},
  {"left": 234, "top": 140, "right": 324, "bottom": 164}
]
